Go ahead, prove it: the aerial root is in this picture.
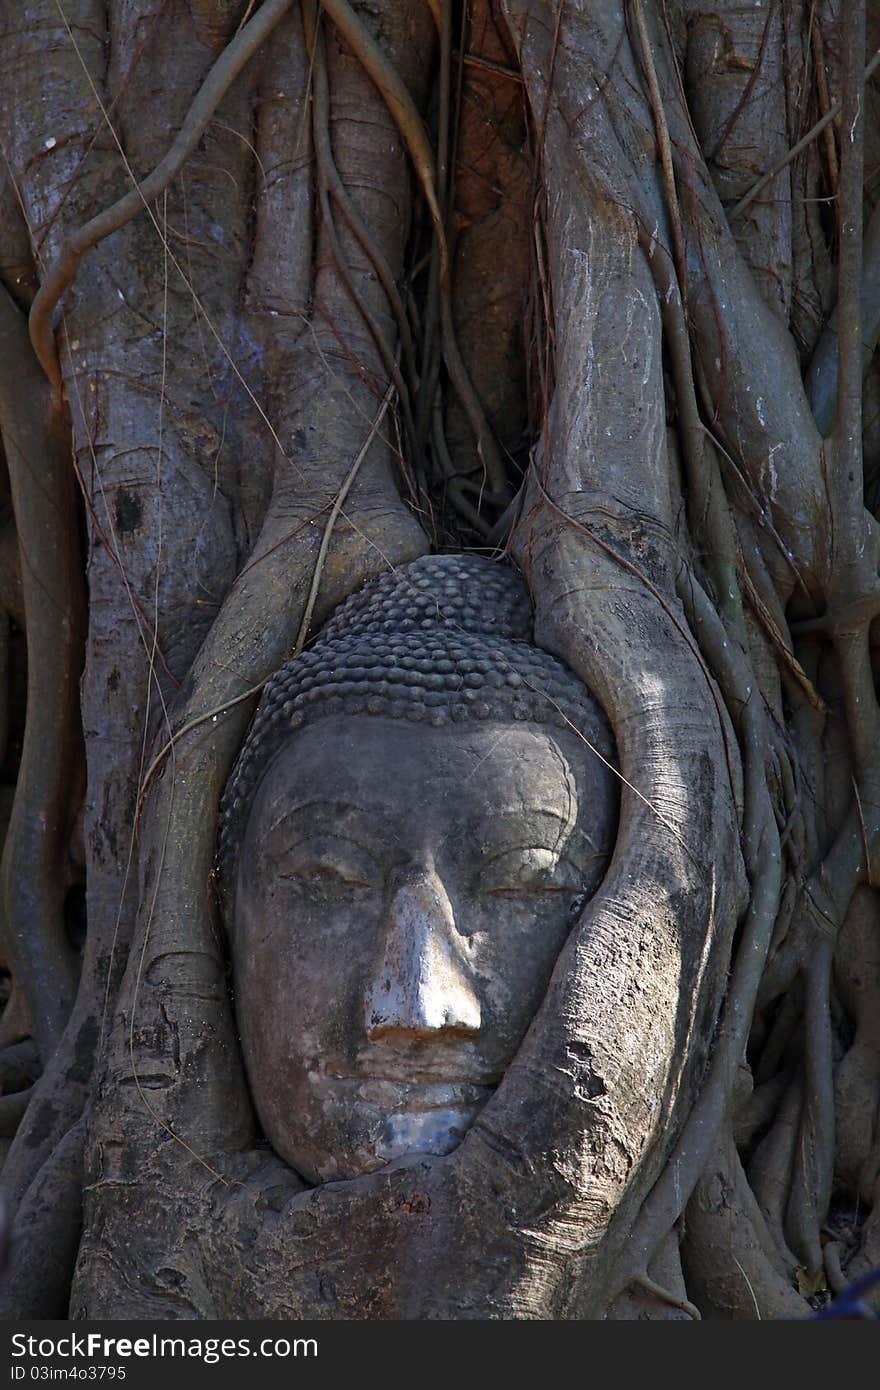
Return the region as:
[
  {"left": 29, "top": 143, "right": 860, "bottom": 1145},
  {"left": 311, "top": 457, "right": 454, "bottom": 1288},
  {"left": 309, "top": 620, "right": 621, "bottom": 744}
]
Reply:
[
  {"left": 0, "top": 287, "right": 84, "bottom": 1065},
  {"left": 322, "top": 0, "right": 508, "bottom": 502},
  {"left": 29, "top": 0, "right": 295, "bottom": 400},
  {"left": 631, "top": 1272, "right": 701, "bottom": 1320}
]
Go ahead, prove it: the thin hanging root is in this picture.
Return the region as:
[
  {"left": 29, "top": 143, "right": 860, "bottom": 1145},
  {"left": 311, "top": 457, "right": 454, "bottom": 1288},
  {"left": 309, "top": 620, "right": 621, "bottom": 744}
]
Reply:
[
  {"left": 447, "top": 480, "right": 492, "bottom": 538},
  {"left": 134, "top": 681, "right": 267, "bottom": 824},
  {"left": 316, "top": 179, "right": 414, "bottom": 437},
  {"left": 322, "top": 0, "right": 507, "bottom": 497},
  {"left": 731, "top": 47, "right": 880, "bottom": 221},
  {"left": 832, "top": 2, "right": 868, "bottom": 532},
  {"left": 325, "top": 168, "right": 418, "bottom": 390},
  {"left": 631, "top": 1273, "right": 701, "bottom": 1320},
  {"left": 809, "top": 13, "right": 839, "bottom": 194},
  {"left": 439, "top": 276, "right": 509, "bottom": 499},
  {"left": 436, "top": 0, "right": 452, "bottom": 220},
  {"left": 413, "top": 0, "right": 449, "bottom": 466},
  {"left": 302, "top": 8, "right": 417, "bottom": 455},
  {"left": 706, "top": 0, "right": 775, "bottom": 166},
  {"left": 631, "top": 0, "right": 687, "bottom": 306},
  {"left": 851, "top": 775, "right": 874, "bottom": 888},
  {"left": 435, "top": 2, "right": 508, "bottom": 500},
  {"left": 786, "top": 939, "right": 835, "bottom": 1278},
  {"left": 294, "top": 382, "right": 396, "bottom": 657},
  {"left": 738, "top": 563, "right": 827, "bottom": 714},
  {"left": 430, "top": 398, "right": 492, "bottom": 536},
  {"left": 643, "top": 230, "right": 737, "bottom": 623},
  {"left": 29, "top": 0, "right": 294, "bottom": 401},
  {"left": 321, "top": 0, "right": 442, "bottom": 243},
  {"left": 415, "top": 251, "right": 441, "bottom": 466},
  {"left": 415, "top": 0, "right": 447, "bottom": 471},
  {"left": 632, "top": 109, "right": 739, "bottom": 643}
]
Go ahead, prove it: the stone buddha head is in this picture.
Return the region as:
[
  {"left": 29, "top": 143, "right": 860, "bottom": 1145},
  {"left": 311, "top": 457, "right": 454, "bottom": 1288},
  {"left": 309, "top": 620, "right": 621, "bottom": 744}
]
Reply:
[{"left": 219, "top": 555, "right": 617, "bottom": 1184}]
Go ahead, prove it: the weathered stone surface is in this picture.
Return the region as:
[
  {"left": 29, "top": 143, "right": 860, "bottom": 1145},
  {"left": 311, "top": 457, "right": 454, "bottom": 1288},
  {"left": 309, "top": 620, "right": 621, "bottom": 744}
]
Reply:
[{"left": 224, "top": 555, "right": 617, "bottom": 1182}]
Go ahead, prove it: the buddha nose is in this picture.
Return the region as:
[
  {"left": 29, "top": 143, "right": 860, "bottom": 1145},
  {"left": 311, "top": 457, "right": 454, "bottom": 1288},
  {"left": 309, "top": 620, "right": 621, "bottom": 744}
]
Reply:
[{"left": 365, "top": 866, "right": 481, "bottom": 1041}]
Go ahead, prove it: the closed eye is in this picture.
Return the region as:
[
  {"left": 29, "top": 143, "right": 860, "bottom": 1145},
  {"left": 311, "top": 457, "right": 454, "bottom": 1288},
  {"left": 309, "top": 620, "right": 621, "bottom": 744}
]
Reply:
[
  {"left": 276, "top": 835, "right": 377, "bottom": 889},
  {"left": 280, "top": 864, "right": 372, "bottom": 888},
  {"left": 477, "top": 847, "right": 583, "bottom": 895}
]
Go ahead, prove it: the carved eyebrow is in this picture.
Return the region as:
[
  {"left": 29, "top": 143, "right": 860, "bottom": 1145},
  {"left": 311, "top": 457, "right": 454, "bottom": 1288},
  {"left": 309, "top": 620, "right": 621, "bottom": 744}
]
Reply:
[
  {"left": 441, "top": 807, "right": 580, "bottom": 856},
  {"left": 455, "top": 742, "right": 581, "bottom": 849},
  {"left": 261, "top": 799, "right": 402, "bottom": 846}
]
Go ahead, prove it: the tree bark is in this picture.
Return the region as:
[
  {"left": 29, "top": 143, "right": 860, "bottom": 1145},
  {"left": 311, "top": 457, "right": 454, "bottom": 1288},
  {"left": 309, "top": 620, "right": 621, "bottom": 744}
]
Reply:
[{"left": 1, "top": 0, "right": 879, "bottom": 1319}]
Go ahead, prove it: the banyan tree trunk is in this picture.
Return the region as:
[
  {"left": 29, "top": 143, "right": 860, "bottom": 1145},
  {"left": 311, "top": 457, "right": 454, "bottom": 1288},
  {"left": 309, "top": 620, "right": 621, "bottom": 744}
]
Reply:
[{"left": 0, "top": 0, "right": 878, "bottom": 1319}]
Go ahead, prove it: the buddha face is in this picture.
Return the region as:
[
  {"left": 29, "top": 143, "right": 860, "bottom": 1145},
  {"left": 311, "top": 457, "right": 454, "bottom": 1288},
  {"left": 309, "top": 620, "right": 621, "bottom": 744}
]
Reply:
[{"left": 233, "top": 714, "right": 614, "bottom": 1183}]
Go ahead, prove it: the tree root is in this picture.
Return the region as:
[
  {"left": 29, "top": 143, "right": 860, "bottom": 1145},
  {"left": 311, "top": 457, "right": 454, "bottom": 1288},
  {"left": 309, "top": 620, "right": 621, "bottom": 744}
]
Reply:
[
  {"left": 748, "top": 1073, "right": 802, "bottom": 1267},
  {"left": 28, "top": 0, "right": 295, "bottom": 402},
  {"left": 610, "top": 571, "right": 782, "bottom": 1293},
  {"left": 609, "top": 1231, "right": 699, "bottom": 1319},
  {"left": 303, "top": 2, "right": 417, "bottom": 393},
  {"left": 806, "top": 202, "right": 880, "bottom": 437},
  {"left": 303, "top": 5, "right": 417, "bottom": 458},
  {"left": 682, "top": 1130, "right": 807, "bottom": 1319},
  {"left": 833, "top": 887, "right": 880, "bottom": 1203},
  {"left": 730, "top": 47, "right": 880, "bottom": 222},
  {"left": 293, "top": 382, "right": 396, "bottom": 656},
  {"left": 322, "top": 0, "right": 507, "bottom": 499},
  {"left": 832, "top": 2, "right": 867, "bottom": 489},
  {"left": 0, "top": 1117, "right": 84, "bottom": 1317},
  {"left": 0, "top": 285, "right": 84, "bottom": 1063},
  {"left": 0, "top": 1089, "right": 32, "bottom": 1139},
  {"left": 631, "top": 1274, "right": 700, "bottom": 1321},
  {"left": 786, "top": 938, "right": 835, "bottom": 1278},
  {"left": 809, "top": 12, "right": 839, "bottom": 196}
]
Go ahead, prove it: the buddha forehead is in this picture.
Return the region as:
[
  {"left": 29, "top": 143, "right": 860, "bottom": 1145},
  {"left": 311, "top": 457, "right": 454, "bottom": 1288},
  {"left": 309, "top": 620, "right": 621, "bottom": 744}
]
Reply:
[
  {"left": 217, "top": 554, "right": 617, "bottom": 900},
  {"left": 244, "top": 714, "right": 589, "bottom": 854}
]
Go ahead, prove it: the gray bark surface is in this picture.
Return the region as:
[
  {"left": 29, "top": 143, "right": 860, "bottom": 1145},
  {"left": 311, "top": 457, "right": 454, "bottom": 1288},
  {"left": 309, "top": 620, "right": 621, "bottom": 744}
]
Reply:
[{"left": 0, "top": 0, "right": 878, "bottom": 1320}]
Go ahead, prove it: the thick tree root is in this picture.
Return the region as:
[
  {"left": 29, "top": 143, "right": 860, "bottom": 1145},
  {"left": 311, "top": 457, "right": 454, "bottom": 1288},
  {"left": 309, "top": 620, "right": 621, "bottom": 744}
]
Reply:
[
  {"left": 0, "top": 286, "right": 84, "bottom": 1064},
  {"left": 28, "top": 0, "right": 295, "bottom": 402},
  {"left": 682, "top": 1133, "right": 808, "bottom": 1319},
  {"left": 0, "top": 1118, "right": 84, "bottom": 1317}
]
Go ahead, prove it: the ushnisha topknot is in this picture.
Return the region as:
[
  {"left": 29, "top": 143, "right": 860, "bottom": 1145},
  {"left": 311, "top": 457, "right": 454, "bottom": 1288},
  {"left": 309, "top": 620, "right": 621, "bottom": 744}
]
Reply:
[{"left": 217, "top": 554, "right": 613, "bottom": 903}]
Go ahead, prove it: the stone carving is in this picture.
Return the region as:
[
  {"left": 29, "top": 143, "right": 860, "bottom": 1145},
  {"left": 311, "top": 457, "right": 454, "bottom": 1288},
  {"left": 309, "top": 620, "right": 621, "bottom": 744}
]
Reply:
[{"left": 219, "top": 555, "right": 617, "bottom": 1184}]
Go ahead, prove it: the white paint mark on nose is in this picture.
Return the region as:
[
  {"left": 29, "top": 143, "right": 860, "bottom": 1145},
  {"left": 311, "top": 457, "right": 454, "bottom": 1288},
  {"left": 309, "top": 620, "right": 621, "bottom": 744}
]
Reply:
[{"left": 365, "top": 868, "right": 481, "bottom": 1040}]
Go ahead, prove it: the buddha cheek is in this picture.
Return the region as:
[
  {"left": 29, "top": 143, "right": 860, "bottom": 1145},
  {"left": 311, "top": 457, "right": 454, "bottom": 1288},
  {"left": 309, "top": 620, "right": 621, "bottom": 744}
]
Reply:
[
  {"left": 286, "top": 905, "right": 380, "bottom": 1067},
  {"left": 468, "top": 905, "right": 573, "bottom": 1061},
  {"left": 242, "top": 900, "right": 374, "bottom": 1075},
  {"left": 234, "top": 917, "right": 369, "bottom": 1177}
]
